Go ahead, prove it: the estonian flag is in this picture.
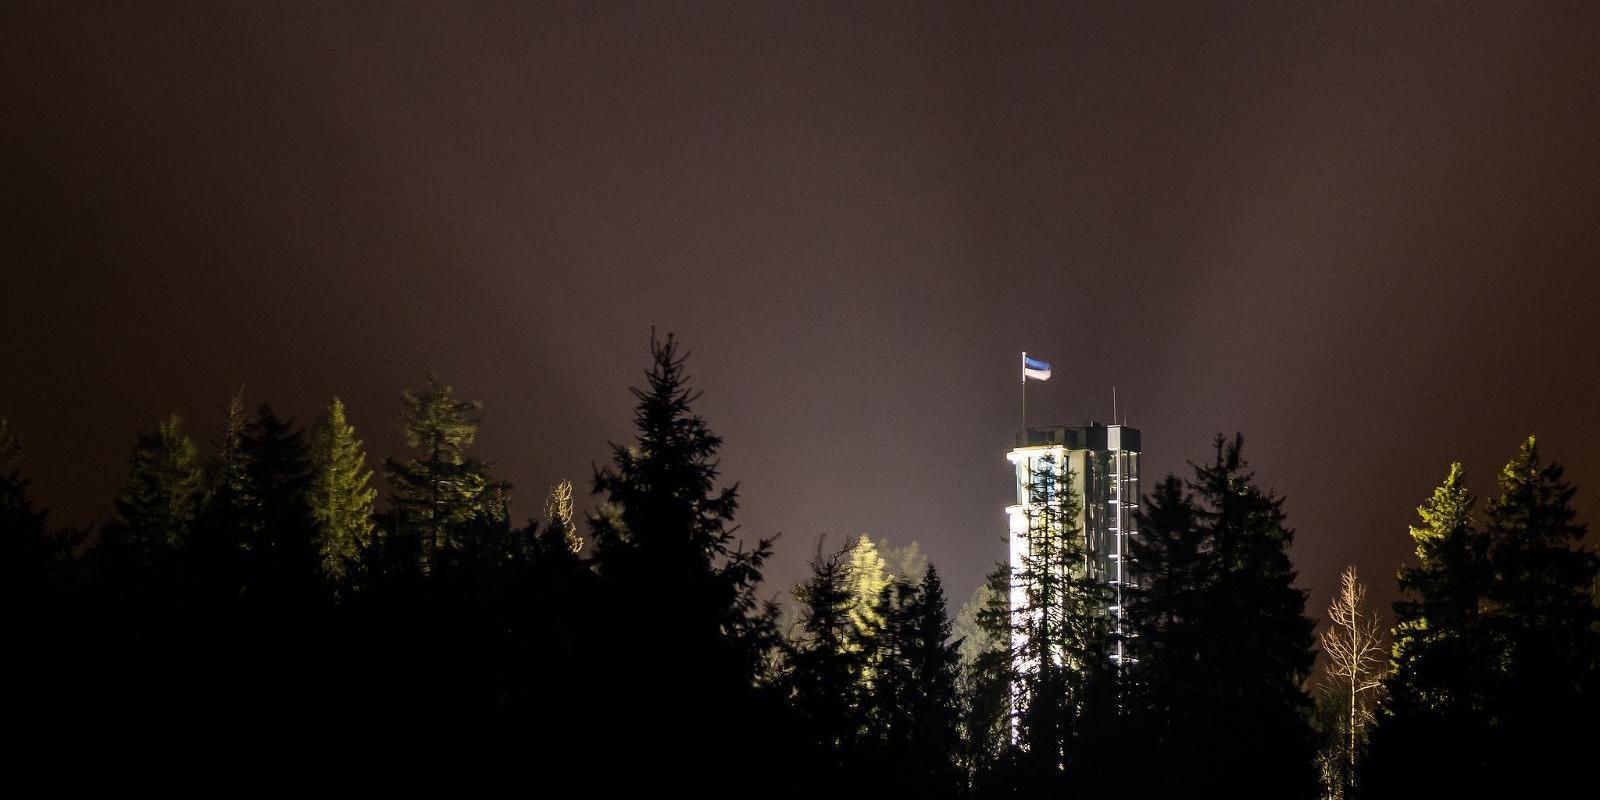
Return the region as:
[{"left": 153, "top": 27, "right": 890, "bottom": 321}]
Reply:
[{"left": 1023, "top": 354, "right": 1052, "bottom": 381}]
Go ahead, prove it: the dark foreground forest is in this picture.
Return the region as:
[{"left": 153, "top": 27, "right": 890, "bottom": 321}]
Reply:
[{"left": 1, "top": 335, "right": 1595, "bottom": 797}]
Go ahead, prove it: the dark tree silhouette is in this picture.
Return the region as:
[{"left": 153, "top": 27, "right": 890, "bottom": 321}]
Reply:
[
  {"left": 104, "top": 415, "right": 201, "bottom": 566},
  {"left": 1370, "top": 439, "right": 1599, "bottom": 795},
  {"left": 1120, "top": 436, "right": 1318, "bottom": 799},
  {"left": 1483, "top": 437, "right": 1599, "bottom": 789},
  {"left": 786, "top": 542, "right": 867, "bottom": 782},
  {"left": 586, "top": 332, "right": 782, "bottom": 792},
  {"left": 960, "top": 563, "right": 1015, "bottom": 793},
  {"left": 5, "top": 350, "right": 1593, "bottom": 796},
  {"left": 874, "top": 565, "right": 964, "bottom": 797}
]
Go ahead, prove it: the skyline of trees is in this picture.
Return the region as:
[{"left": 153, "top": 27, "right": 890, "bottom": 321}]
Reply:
[
  {"left": 1363, "top": 440, "right": 1600, "bottom": 796},
  {"left": 0, "top": 335, "right": 1595, "bottom": 796}
]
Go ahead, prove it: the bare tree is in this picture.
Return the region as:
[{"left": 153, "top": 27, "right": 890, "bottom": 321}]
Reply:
[{"left": 1317, "top": 565, "right": 1386, "bottom": 799}]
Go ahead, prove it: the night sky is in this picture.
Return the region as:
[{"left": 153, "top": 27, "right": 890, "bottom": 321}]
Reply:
[{"left": 4, "top": 2, "right": 1598, "bottom": 625}]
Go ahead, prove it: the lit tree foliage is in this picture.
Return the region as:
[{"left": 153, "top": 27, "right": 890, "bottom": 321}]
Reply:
[
  {"left": 107, "top": 415, "right": 201, "bottom": 562},
  {"left": 1365, "top": 462, "right": 1492, "bottom": 796},
  {"left": 846, "top": 533, "right": 892, "bottom": 665},
  {"left": 876, "top": 537, "right": 928, "bottom": 589},
  {"left": 11, "top": 343, "right": 1597, "bottom": 794},
  {"left": 308, "top": 397, "right": 376, "bottom": 590},
  {"left": 537, "top": 478, "right": 582, "bottom": 557},
  {"left": 1388, "top": 462, "right": 1487, "bottom": 709},
  {"left": 1315, "top": 566, "right": 1385, "bottom": 800},
  {"left": 385, "top": 375, "right": 491, "bottom": 574},
  {"left": 1368, "top": 440, "right": 1599, "bottom": 796}
]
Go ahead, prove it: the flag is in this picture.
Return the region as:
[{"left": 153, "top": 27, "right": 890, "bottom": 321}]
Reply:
[{"left": 1023, "top": 354, "right": 1051, "bottom": 381}]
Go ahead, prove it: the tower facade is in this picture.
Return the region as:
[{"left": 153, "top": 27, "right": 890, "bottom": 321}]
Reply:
[{"left": 1005, "top": 422, "right": 1141, "bottom": 668}]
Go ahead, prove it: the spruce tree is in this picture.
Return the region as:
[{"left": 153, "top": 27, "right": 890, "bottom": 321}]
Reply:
[
  {"left": 958, "top": 564, "right": 1013, "bottom": 789},
  {"left": 240, "top": 406, "right": 313, "bottom": 548},
  {"left": 1124, "top": 436, "right": 1317, "bottom": 798},
  {"left": 1389, "top": 462, "right": 1488, "bottom": 711},
  {"left": 106, "top": 416, "right": 201, "bottom": 565},
  {"left": 881, "top": 565, "right": 963, "bottom": 797},
  {"left": 0, "top": 419, "right": 48, "bottom": 566},
  {"left": 191, "top": 387, "right": 269, "bottom": 601},
  {"left": 1365, "top": 463, "right": 1492, "bottom": 796},
  {"left": 0, "top": 420, "right": 85, "bottom": 777},
  {"left": 199, "top": 386, "right": 257, "bottom": 545},
  {"left": 1369, "top": 441, "right": 1598, "bottom": 795},
  {"left": 0, "top": 418, "right": 54, "bottom": 630},
  {"left": 1124, "top": 474, "right": 1205, "bottom": 730},
  {"left": 1480, "top": 437, "right": 1597, "bottom": 790},
  {"left": 787, "top": 544, "right": 866, "bottom": 780},
  {"left": 1080, "top": 474, "right": 1204, "bottom": 793},
  {"left": 308, "top": 397, "right": 377, "bottom": 591},
  {"left": 1185, "top": 435, "right": 1317, "bottom": 798},
  {"left": 384, "top": 375, "right": 491, "bottom": 574},
  {"left": 586, "top": 332, "right": 779, "bottom": 789}
]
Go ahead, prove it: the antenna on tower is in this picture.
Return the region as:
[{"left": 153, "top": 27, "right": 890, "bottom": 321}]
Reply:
[{"left": 1112, "top": 385, "right": 1117, "bottom": 426}]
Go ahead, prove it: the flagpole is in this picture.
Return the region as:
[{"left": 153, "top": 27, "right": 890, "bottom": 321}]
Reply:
[{"left": 1020, "top": 351, "right": 1026, "bottom": 436}]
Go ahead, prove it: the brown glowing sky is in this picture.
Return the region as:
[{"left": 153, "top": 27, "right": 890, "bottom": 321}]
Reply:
[{"left": 4, "top": 2, "right": 1598, "bottom": 622}]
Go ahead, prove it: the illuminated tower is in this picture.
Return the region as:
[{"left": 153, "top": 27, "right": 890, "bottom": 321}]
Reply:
[{"left": 1004, "top": 422, "right": 1141, "bottom": 669}]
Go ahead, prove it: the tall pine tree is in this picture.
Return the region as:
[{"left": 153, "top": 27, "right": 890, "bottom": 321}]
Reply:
[
  {"left": 106, "top": 415, "right": 201, "bottom": 566},
  {"left": 786, "top": 542, "right": 867, "bottom": 783},
  {"left": 1123, "top": 474, "right": 1205, "bottom": 733},
  {"left": 874, "top": 564, "right": 963, "bottom": 797},
  {"left": 308, "top": 397, "right": 377, "bottom": 592},
  {"left": 385, "top": 375, "right": 491, "bottom": 575},
  {"left": 1188, "top": 435, "right": 1317, "bottom": 798},
  {"left": 1123, "top": 436, "right": 1317, "bottom": 799},
  {"left": 1002, "top": 453, "right": 1110, "bottom": 792},
  {"left": 1365, "top": 462, "right": 1493, "bottom": 796},
  {"left": 958, "top": 564, "right": 1014, "bottom": 792},
  {"left": 1480, "top": 437, "right": 1597, "bottom": 790},
  {"left": 198, "top": 386, "right": 257, "bottom": 555},
  {"left": 586, "top": 332, "right": 780, "bottom": 791},
  {"left": 238, "top": 405, "right": 314, "bottom": 564},
  {"left": 0, "top": 419, "right": 49, "bottom": 580}
]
